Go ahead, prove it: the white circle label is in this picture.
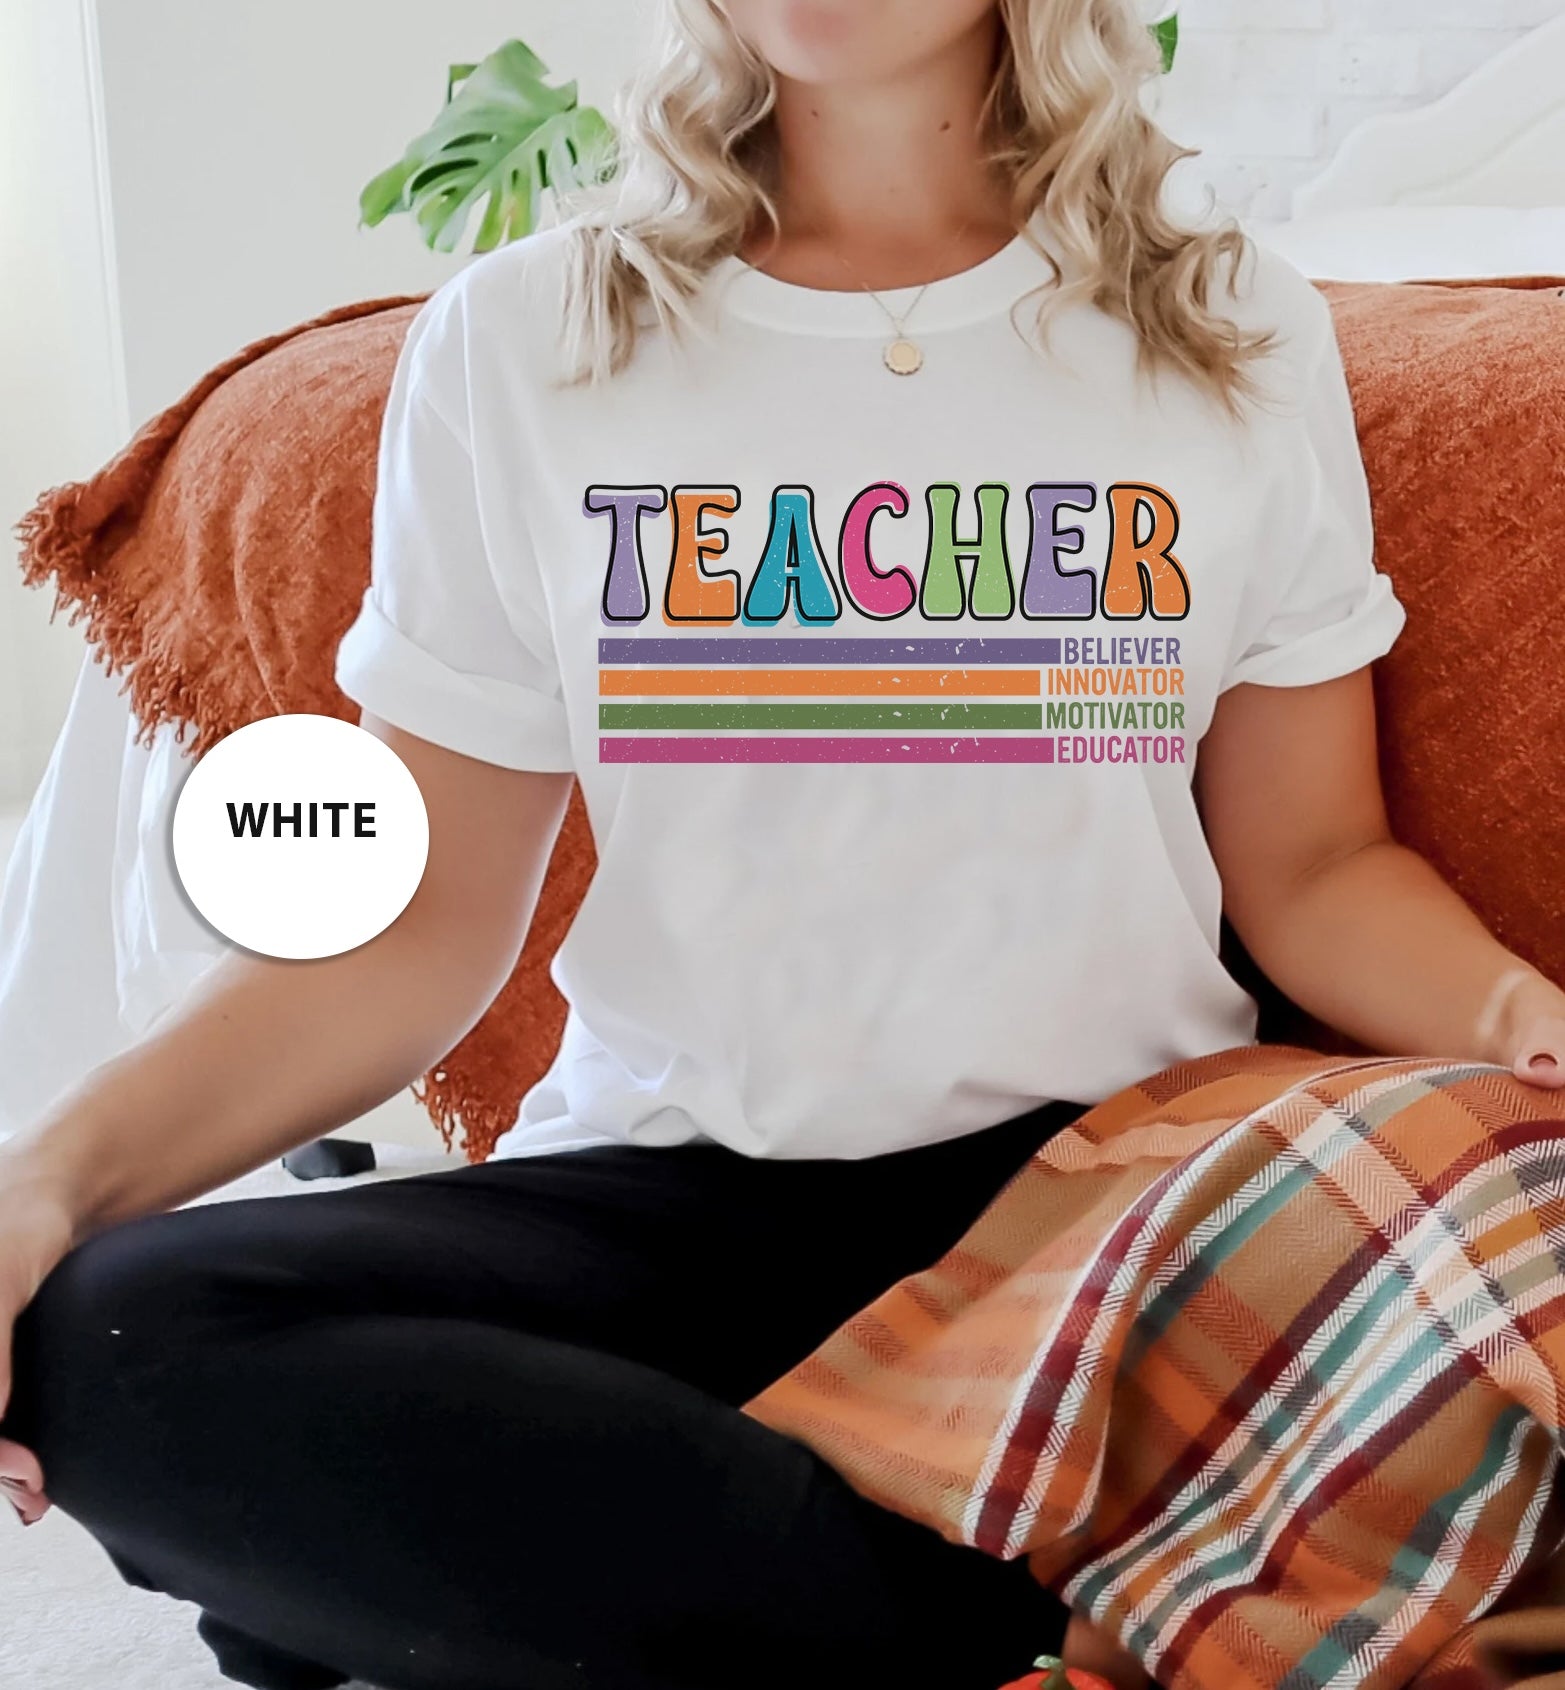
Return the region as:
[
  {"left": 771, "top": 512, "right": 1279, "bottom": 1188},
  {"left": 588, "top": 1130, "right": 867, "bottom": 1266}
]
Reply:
[{"left": 171, "top": 714, "right": 430, "bottom": 960}]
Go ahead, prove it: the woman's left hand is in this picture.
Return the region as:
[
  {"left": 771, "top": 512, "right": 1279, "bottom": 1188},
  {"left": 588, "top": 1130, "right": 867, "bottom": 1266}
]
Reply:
[
  {"left": 1507, "top": 1011, "right": 1565, "bottom": 1090},
  {"left": 1491, "top": 971, "right": 1565, "bottom": 1090}
]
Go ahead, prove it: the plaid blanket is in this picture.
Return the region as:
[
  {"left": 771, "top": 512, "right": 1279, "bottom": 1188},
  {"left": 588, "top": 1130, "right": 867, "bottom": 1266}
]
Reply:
[{"left": 747, "top": 1047, "right": 1565, "bottom": 1690}]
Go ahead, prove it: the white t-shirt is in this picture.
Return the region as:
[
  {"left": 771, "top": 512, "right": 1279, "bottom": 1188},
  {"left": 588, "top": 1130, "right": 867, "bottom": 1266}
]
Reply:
[{"left": 335, "top": 222, "right": 1406, "bottom": 1160}]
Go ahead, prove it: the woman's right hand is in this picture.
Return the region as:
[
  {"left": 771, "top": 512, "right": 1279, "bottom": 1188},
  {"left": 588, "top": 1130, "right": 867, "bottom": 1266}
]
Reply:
[
  {"left": 0, "top": 1164, "right": 75, "bottom": 1421},
  {"left": 0, "top": 1162, "right": 76, "bottom": 1521}
]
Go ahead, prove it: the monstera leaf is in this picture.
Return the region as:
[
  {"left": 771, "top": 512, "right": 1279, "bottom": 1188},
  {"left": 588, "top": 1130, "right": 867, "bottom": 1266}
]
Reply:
[
  {"left": 1151, "top": 12, "right": 1181, "bottom": 73},
  {"left": 360, "top": 39, "right": 616, "bottom": 253}
]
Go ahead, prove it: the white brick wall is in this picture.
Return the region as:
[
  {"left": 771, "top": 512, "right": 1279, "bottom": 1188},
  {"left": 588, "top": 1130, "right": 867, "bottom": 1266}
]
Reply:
[{"left": 1155, "top": 0, "right": 1565, "bottom": 219}]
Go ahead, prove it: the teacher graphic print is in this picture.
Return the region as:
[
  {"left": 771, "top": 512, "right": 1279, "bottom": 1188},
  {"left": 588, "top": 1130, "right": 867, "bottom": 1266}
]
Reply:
[{"left": 589, "top": 480, "right": 1191, "bottom": 765}]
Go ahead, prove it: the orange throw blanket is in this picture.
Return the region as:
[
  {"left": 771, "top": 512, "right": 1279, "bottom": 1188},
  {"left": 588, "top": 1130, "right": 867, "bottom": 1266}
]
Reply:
[
  {"left": 15, "top": 296, "right": 591, "bottom": 1158},
  {"left": 747, "top": 1047, "right": 1565, "bottom": 1690},
  {"left": 16, "top": 278, "right": 1565, "bottom": 1157}
]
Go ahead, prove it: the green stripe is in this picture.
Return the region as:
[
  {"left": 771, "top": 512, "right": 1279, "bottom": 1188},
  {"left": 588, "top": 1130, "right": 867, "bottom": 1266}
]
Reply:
[
  {"left": 1102, "top": 1270, "right": 1444, "bottom": 1647},
  {"left": 599, "top": 702, "right": 1044, "bottom": 731},
  {"left": 1079, "top": 1122, "right": 1432, "bottom": 1623},
  {"left": 1119, "top": 1079, "right": 1451, "bottom": 1376},
  {"left": 1293, "top": 1406, "right": 1532, "bottom": 1685}
]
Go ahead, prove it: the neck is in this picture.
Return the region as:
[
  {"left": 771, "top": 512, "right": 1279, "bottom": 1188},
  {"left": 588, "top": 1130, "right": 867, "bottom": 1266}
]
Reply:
[{"left": 753, "top": 16, "right": 1014, "bottom": 287}]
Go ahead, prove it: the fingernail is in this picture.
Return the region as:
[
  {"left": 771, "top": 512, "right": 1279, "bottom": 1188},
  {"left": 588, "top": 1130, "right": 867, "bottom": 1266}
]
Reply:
[{"left": 1529, "top": 1053, "right": 1560, "bottom": 1071}]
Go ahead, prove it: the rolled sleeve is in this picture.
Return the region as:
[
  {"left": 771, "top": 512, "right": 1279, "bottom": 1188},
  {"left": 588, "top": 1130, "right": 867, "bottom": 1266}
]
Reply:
[
  {"left": 1221, "top": 303, "right": 1407, "bottom": 692},
  {"left": 1223, "top": 567, "right": 1405, "bottom": 689},
  {"left": 333, "top": 286, "right": 574, "bottom": 772},
  {"left": 335, "top": 592, "right": 573, "bottom": 771}
]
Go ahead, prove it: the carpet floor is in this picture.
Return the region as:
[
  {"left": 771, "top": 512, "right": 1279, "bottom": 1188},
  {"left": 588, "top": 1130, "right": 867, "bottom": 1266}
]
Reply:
[{"left": 1, "top": 1144, "right": 458, "bottom": 1690}]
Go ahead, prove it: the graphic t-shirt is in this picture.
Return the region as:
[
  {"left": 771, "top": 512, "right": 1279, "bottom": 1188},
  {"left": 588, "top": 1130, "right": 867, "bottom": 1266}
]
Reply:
[{"left": 334, "top": 223, "right": 1406, "bottom": 1160}]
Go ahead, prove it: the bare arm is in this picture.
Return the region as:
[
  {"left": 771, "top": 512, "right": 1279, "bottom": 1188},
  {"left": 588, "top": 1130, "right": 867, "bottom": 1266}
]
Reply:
[
  {"left": 0, "top": 721, "right": 570, "bottom": 1414},
  {"left": 1196, "top": 670, "right": 1565, "bottom": 1087}
]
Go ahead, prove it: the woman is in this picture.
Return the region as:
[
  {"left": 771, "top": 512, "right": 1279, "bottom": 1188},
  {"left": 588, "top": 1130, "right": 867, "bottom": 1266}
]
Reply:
[{"left": 3, "top": 1, "right": 1563, "bottom": 1687}]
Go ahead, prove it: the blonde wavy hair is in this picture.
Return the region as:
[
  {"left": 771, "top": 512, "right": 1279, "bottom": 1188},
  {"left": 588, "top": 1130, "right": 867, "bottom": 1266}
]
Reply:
[{"left": 562, "top": 0, "right": 1275, "bottom": 411}]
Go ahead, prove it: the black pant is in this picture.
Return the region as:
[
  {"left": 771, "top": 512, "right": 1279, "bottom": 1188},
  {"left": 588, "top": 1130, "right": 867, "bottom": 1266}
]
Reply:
[{"left": 7, "top": 1104, "right": 1078, "bottom": 1690}]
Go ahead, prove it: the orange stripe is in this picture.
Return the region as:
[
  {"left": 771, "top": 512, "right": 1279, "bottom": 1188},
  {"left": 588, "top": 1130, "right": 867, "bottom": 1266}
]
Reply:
[
  {"left": 1475, "top": 1209, "right": 1542, "bottom": 1264},
  {"left": 598, "top": 668, "right": 1040, "bottom": 697}
]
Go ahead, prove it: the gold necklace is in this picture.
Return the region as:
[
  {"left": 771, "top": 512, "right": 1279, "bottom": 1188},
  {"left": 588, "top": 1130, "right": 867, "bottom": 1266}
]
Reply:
[
  {"left": 857, "top": 278, "right": 934, "bottom": 375},
  {"left": 832, "top": 233, "right": 970, "bottom": 377}
]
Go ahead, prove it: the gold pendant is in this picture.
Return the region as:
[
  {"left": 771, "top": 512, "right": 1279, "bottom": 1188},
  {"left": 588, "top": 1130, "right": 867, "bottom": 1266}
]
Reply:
[{"left": 883, "top": 337, "right": 924, "bottom": 376}]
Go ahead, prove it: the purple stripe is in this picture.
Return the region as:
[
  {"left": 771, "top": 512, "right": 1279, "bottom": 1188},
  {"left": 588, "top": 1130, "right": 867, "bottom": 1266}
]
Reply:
[
  {"left": 600, "top": 736, "right": 1056, "bottom": 764},
  {"left": 599, "top": 638, "right": 1063, "bottom": 665}
]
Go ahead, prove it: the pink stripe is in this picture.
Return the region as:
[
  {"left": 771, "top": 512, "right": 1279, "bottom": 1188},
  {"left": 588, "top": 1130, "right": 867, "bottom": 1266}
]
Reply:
[{"left": 599, "top": 736, "right": 1055, "bottom": 764}]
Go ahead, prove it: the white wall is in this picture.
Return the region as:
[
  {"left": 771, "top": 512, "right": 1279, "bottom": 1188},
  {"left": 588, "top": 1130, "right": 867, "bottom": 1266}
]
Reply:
[
  {"left": 0, "top": 0, "right": 124, "bottom": 805},
  {"left": 1158, "top": 0, "right": 1565, "bottom": 218},
  {"left": 94, "top": 0, "right": 654, "bottom": 425}
]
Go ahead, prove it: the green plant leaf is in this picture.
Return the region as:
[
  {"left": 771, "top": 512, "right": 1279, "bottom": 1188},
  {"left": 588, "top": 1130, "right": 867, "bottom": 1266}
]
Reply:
[
  {"left": 360, "top": 38, "right": 617, "bottom": 254},
  {"left": 1151, "top": 11, "right": 1180, "bottom": 73}
]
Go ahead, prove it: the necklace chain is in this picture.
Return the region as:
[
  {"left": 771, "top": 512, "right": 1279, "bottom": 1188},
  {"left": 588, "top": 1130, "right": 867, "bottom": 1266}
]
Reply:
[
  {"left": 829, "top": 227, "right": 970, "bottom": 377},
  {"left": 836, "top": 267, "right": 933, "bottom": 338},
  {"left": 741, "top": 228, "right": 975, "bottom": 377}
]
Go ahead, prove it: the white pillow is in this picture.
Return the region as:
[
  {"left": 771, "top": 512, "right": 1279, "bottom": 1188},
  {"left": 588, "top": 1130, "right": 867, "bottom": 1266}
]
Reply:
[{"left": 1250, "top": 206, "right": 1565, "bottom": 284}]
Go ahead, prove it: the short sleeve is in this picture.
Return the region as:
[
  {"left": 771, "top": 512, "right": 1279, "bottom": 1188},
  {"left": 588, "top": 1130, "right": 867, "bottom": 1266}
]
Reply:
[
  {"left": 1220, "top": 309, "right": 1407, "bottom": 691},
  {"left": 334, "top": 286, "right": 574, "bottom": 772}
]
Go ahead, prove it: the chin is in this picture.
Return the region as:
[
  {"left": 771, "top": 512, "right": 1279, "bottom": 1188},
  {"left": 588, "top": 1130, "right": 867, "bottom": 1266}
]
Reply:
[{"left": 730, "top": 0, "right": 998, "bottom": 86}]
